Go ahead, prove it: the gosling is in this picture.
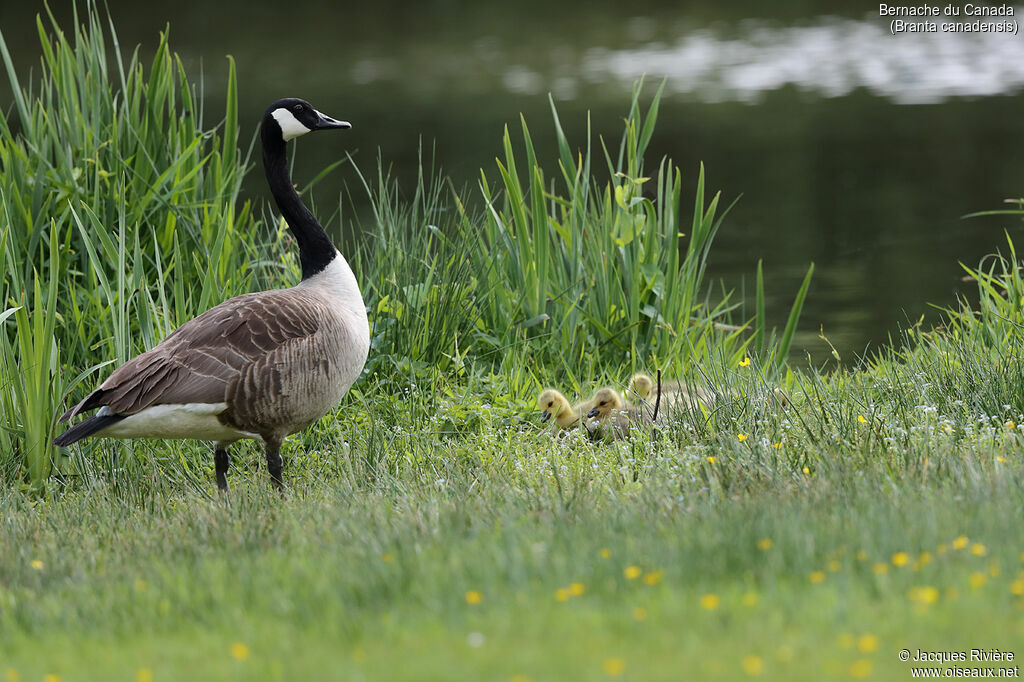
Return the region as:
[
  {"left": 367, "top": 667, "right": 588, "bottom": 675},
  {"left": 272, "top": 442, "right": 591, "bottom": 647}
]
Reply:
[
  {"left": 586, "top": 386, "right": 638, "bottom": 437},
  {"left": 537, "top": 388, "right": 593, "bottom": 432},
  {"left": 629, "top": 372, "right": 712, "bottom": 414}
]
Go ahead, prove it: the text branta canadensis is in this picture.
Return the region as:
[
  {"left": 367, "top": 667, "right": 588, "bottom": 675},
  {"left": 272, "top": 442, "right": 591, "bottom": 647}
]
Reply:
[{"left": 53, "top": 98, "right": 369, "bottom": 492}]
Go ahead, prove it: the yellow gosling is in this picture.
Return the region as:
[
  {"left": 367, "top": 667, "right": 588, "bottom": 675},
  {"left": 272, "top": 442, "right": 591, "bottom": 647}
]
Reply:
[
  {"left": 586, "top": 386, "right": 637, "bottom": 437},
  {"left": 629, "top": 373, "right": 655, "bottom": 401},
  {"left": 628, "top": 372, "right": 712, "bottom": 415},
  {"left": 537, "top": 389, "right": 590, "bottom": 431}
]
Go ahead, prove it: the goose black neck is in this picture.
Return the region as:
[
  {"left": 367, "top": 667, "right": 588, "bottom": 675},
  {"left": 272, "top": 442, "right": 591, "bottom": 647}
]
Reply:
[{"left": 261, "top": 127, "right": 336, "bottom": 280}]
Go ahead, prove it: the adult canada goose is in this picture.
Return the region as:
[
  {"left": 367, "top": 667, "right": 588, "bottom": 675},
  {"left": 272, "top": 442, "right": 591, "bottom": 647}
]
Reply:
[{"left": 53, "top": 98, "right": 369, "bottom": 492}]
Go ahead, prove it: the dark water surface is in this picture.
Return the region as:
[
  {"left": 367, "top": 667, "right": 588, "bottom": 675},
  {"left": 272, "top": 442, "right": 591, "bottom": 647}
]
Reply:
[{"left": 3, "top": 1, "right": 1024, "bottom": 365}]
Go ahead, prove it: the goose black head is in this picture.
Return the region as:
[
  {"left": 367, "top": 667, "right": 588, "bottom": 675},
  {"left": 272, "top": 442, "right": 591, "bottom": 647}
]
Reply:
[{"left": 263, "top": 98, "right": 351, "bottom": 143}]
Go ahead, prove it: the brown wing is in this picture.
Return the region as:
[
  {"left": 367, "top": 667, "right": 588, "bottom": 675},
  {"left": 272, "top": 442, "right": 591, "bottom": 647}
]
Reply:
[{"left": 61, "top": 290, "right": 322, "bottom": 420}]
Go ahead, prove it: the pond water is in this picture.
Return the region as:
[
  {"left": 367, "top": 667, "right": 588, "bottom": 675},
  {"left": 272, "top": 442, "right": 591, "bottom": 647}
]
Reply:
[{"left": 4, "top": 0, "right": 1024, "bottom": 365}]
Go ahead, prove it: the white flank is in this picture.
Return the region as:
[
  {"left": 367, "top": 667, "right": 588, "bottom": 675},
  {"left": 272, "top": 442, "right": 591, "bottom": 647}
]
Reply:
[
  {"left": 298, "top": 252, "right": 370, "bottom": 385},
  {"left": 271, "top": 108, "right": 311, "bottom": 141},
  {"left": 97, "top": 403, "right": 258, "bottom": 441}
]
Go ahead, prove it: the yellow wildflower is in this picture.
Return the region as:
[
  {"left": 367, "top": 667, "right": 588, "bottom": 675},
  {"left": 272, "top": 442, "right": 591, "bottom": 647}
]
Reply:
[
  {"left": 1010, "top": 579, "right": 1024, "bottom": 596},
  {"left": 855, "top": 550, "right": 868, "bottom": 561},
  {"left": 872, "top": 563, "right": 889, "bottom": 575},
  {"left": 599, "top": 548, "right": 612, "bottom": 559},
  {"left": 892, "top": 552, "right": 909, "bottom": 567},
  {"left": 643, "top": 570, "right": 663, "bottom": 586},
  {"left": 30, "top": 560, "right": 43, "bottom": 571},
  {"left": 4, "top": 669, "right": 19, "bottom": 682},
  {"left": 808, "top": 571, "right": 826, "bottom": 584},
  {"left": 742, "top": 655, "right": 763, "bottom": 675},
  {"left": 772, "top": 442, "right": 782, "bottom": 449},
  {"left": 757, "top": 538, "right": 773, "bottom": 551},
  {"left": 700, "top": 593, "right": 721, "bottom": 610},
  {"left": 909, "top": 585, "right": 940, "bottom": 605},
  {"left": 511, "top": 675, "right": 531, "bottom": 682},
  {"left": 134, "top": 578, "right": 148, "bottom": 593},
  {"left": 602, "top": 658, "right": 625, "bottom": 676},
  {"left": 952, "top": 536, "right": 969, "bottom": 550},
  {"left": 706, "top": 456, "right": 716, "bottom": 463},
  {"left": 919, "top": 551, "right": 933, "bottom": 566},
  {"left": 857, "top": 634, "right": 879, "bottom": 653},
  {"left": 857, "top": 415, "right": 868, "bottom": 424},
  {"left": 989, "top": 563, "right": 1000, "bottom": 578},
  {"left": 624, "top": 566, "right": 642, "bottom": 580},
  {"left": 230, "top": 642, "right": 250, "bottom": 661},
  {"left": 554, "top": 588, "right": 572, "bottom": 602},
  {"left": 632, "top": 606, "right": 648, "bottom": 621},
  {"left": 802, "top": 467, "right": 810, "bottom": 475},
  {"left": 42, "top": 676, "right": 60, "bottom": 682},
  {"left": 465, "top": 590, "right": 483, "bottom": 605},
  {"left": 136, "top": 669, "right": 153, "bottom": 682},
  {"left": 828, "top": 560, "right": 842, "bottom": 572},
  {"left": 997, "top": 456, "right": 1006, "bottom": 463},
  {"left": 969, "top": 572, "right": 988, "bottom": 589},
  {"left": 971, "top": 543, "right": 987, "bottom": 557},
  {"left": 380, "top": 552, "right": 394, "bottom": 563},
  {"left": 850, "top": 659, "right": 873, "bottom": 678},
  {"left": 742, "top": 592, "right": 759, "bottom": 607},
  {"left": 569, "top": 582, "right": 585, "bottom": 596},
  {"left": 937, "top": 543, "right": 948, "bottom": 554},
  {"left": 738, "top": 433, "right": 748, "bottom": 442},
  {"left": 739, "top": 357, "right": 751, "bottom": 367}
]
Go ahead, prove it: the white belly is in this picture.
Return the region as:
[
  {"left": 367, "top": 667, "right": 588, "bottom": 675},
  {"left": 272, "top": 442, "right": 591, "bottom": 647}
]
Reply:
[{"left": 98, "top": 403, "right": 258, "bottom": 442}]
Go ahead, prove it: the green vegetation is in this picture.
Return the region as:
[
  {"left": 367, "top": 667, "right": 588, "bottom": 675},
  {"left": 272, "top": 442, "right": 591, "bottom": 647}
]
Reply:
[{"left": 2, "top": 7, "right": 1023, "bottom": 682}]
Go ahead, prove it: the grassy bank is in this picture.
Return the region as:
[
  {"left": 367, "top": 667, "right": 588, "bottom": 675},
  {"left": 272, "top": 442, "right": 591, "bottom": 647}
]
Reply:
[{"left": 2, "top": 5, "right": 1024, "bottom": 682}]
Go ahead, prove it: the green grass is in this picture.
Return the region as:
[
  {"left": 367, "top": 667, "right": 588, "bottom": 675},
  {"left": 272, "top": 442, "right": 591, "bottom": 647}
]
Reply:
[{"left": 3, "top": 5, "right": 1024, "bottom": 681}]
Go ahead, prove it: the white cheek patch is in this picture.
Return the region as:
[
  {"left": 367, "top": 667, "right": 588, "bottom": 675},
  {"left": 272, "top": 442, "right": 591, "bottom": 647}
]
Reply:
[{"left": 272, "top": 108, "right": 312, "bottom": 141}]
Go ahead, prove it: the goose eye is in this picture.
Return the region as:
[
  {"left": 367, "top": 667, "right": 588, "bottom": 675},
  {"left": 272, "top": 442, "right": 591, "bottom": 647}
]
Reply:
[
  {"left": 599, "top": 401, "right": 606, "bottom": 406},
  {"left": 547, "top": 401, "right": 553, "bottom": 407},
  {"left": 293, "top": 104, "right": 303, "bottom": 111}
]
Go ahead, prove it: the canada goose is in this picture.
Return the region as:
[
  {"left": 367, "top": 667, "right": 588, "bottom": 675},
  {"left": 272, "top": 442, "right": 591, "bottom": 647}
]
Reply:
[
  {"left": 53, "top": 98, "right": 369, "bottom": 492},
  {"left": 585, "top": 386, "right": 637, "bottom": 436},
  {"left": 629, "top": 372, "right": 713, "bottom": 414},
  {"left": 628, "top": 373, "right": 655, "bottom": 401},
  {"left": 537, "top": 388, "right": 594, "bottom": 432}
]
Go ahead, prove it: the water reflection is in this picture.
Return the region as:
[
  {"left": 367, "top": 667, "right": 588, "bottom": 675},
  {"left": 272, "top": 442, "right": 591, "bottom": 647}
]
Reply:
[
  {"left": 2, "top": 2, "right": 1024, "bottom": 365},
  {"left": 584, "top": 12, "right": 1024, "bottom": 104}
]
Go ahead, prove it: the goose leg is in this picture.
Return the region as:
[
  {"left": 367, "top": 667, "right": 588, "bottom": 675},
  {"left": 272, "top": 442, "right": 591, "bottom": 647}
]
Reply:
[
  {"left": 264, "top": 436, "right": 284, "bottom": 491},
  {"left": 214, "top": 444, "right": 231, "bottom": 492}
]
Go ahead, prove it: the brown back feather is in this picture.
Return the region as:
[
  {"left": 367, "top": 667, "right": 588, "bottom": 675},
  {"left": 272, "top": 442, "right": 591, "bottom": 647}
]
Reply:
[{"left": 63, "top": 290, "right": 323, "bottom": 419}]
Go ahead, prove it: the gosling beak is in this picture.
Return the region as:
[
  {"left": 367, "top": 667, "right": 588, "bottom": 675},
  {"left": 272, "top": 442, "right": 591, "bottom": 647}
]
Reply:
[
  {"left": 540, "top": 411, "right": 552, "bottom": 423},
  {"left": 587, "top": 407, "right": 599, "bottom": 419},
  {"left": 314, "top": 109, "right": 351, "bottom": 131}
]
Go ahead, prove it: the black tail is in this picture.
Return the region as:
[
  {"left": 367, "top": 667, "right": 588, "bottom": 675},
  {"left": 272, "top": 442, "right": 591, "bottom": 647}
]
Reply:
[{"left": 53, "top": 414, "right": 125, "bottom": 447}]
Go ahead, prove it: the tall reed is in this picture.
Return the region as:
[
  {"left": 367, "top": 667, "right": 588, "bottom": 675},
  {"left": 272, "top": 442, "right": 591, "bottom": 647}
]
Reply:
[{"left": 0, "top": 4, "right": 270, "bottom": 484}]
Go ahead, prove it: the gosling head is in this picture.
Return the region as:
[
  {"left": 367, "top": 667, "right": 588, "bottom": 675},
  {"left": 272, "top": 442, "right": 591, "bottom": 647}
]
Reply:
[
  {"left": 537, "top": 389, "right": 573, "bottom": 426},
  {"left": 587, "top": 387, "right": 625, "bottom": 420},
  {"left": 263, "top": 98, "right": 351, "bottom": 144},
  {"left": 629, "top": 373, "right": 654, "bottom": 400}
]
